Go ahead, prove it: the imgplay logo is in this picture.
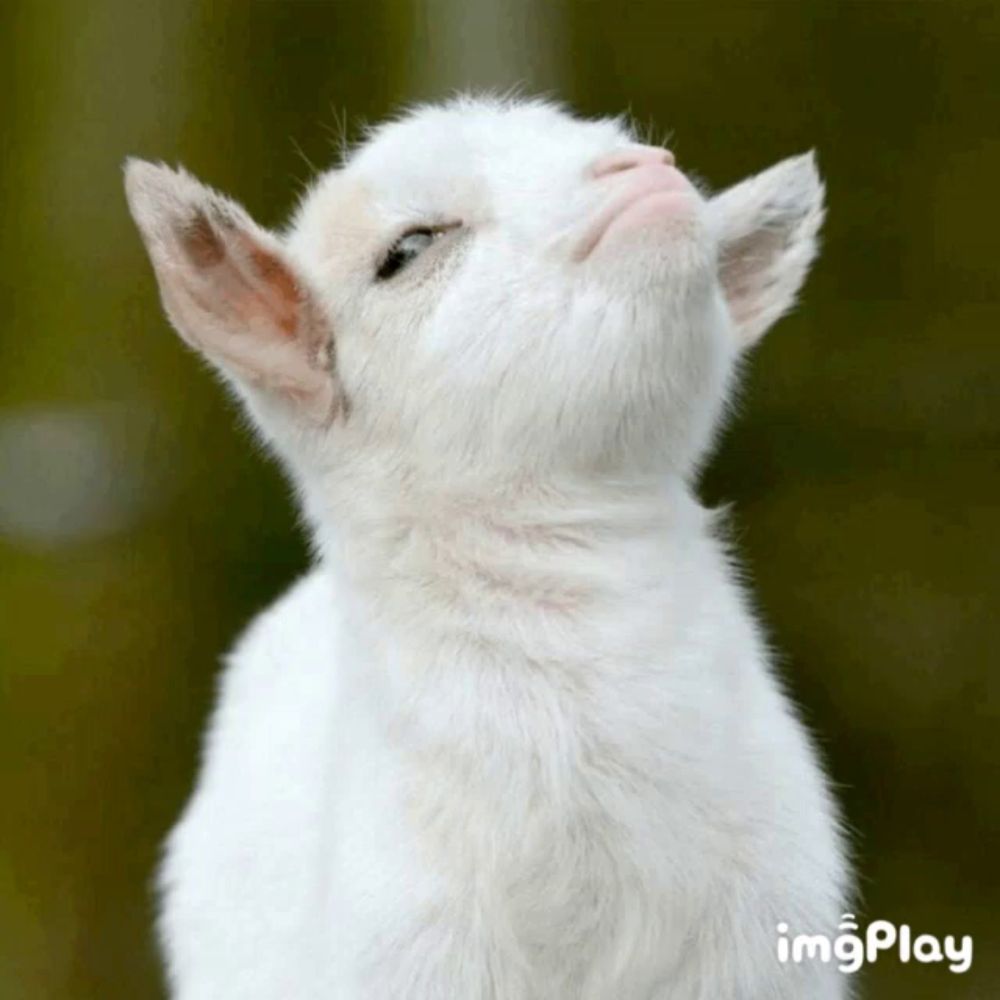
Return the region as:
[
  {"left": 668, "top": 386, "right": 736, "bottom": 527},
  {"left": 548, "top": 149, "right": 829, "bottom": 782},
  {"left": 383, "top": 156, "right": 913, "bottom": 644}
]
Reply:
[{"left": 777, "top": 914, "right": 973, "bottom": 975}]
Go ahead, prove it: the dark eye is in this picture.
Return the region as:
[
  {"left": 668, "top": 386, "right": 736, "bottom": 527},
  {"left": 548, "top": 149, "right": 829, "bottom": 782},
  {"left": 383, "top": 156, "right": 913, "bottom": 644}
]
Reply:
[{"left": 376, "top": 227, "right": 439, "bottom": 281}]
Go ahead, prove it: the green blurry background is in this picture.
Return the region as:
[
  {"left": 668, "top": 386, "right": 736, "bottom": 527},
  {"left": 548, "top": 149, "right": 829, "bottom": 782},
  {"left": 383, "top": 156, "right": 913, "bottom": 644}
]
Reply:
[{"left": 2, "top": 1, "right": 997, "bottom": 997}]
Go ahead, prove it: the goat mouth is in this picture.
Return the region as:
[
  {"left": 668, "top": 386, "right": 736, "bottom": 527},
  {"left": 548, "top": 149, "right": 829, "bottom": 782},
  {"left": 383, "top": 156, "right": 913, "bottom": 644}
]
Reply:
[{"left": 575, "top": 165, "right": 697, "bottom": 261}]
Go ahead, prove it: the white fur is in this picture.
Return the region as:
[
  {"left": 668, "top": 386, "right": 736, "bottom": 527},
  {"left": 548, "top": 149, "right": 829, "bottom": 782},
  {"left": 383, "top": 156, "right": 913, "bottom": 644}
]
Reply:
[{"left": 127, "top": 97, "right": 850, "bottom": 999}]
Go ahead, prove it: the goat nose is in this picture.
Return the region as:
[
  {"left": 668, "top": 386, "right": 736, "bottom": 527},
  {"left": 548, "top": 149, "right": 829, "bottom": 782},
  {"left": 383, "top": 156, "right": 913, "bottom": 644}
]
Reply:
[{"left": 591, "top": 145, "right": 676, "bottom": 178}]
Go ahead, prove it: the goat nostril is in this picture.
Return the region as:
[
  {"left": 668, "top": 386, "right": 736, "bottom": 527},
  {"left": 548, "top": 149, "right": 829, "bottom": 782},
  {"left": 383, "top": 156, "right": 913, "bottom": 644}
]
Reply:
[
  {"left": 603, "top": 160, "right": 639, "bottom": 177},
  {"left": 591, "top": 151, "right": 640, "bottom": 178},
  {"left": 592, "top": 146, "right": 676, "bottom": 178}
]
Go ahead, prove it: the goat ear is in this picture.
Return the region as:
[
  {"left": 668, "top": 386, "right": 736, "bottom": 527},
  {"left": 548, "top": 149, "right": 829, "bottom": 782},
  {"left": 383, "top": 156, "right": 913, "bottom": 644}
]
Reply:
[
  {"left": 711, "top": 152, "right": 825, "bottom": 346},
  {"left": 124, "top": 159, "right": 337, "bottom": 421}
]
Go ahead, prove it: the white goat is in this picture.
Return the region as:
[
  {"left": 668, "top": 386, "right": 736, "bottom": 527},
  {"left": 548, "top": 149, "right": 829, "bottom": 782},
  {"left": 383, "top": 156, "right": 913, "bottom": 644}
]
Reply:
[{"left": 126, "top": 96, "right": 850, "bottom": 1000}]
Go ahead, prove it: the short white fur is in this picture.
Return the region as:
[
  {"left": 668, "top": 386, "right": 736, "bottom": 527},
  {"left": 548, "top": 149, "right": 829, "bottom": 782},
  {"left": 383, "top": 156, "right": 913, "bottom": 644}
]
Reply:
[{"left": 125, "top": 96, "right": 851, "bottom": 1000}]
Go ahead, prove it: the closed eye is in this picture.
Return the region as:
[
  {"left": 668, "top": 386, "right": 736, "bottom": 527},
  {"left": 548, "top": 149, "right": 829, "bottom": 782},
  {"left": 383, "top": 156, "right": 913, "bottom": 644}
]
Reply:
[{"left": 375, "top": 222, "right": 461, "bottom": 282}]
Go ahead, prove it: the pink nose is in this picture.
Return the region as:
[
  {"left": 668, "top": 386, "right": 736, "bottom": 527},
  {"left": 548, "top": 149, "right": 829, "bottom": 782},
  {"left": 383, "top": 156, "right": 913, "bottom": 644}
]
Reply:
[{"left": 590, "top": 145, "right": 676, "bottom": 178}]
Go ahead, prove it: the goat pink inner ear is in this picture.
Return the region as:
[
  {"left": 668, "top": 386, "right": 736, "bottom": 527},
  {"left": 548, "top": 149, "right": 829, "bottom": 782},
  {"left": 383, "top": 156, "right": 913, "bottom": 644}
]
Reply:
[
  {"left": 125, "top": 159, "right": 338, "bottom": 420},
  {"left": 711, "top": 152, "right": 825, "bottom": 346},
  {"left": 720, "top": 227, "right": 792, "bottom": 333},
  {"left": 244, "top": 242, "right": 303, "bottom": 339},
  {"left": 182, "top": 211, "right": 227, "bottom": 267}
]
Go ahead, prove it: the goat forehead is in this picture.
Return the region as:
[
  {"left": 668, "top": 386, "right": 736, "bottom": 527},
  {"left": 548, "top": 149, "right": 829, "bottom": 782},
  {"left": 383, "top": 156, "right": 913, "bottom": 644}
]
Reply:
[{"left": 345, "top": 100, "right": 633, "bottom": 196}]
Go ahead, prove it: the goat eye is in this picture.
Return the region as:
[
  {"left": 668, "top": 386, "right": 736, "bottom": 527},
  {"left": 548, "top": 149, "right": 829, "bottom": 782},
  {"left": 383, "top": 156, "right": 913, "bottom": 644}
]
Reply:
[{"left": 376, "top": 227, "right": 438, "bottom": 281}]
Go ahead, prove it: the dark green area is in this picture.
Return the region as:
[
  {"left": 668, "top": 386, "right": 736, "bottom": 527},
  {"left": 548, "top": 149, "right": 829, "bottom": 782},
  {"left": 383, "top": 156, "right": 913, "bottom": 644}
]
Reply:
[{"left": 1, "top": 1, "right": 997, "bottom": 997}]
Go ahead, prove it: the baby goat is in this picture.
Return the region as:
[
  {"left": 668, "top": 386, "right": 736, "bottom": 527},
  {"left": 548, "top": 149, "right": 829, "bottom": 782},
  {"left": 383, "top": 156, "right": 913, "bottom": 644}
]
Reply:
[{"left": 127, "top": 96, "right": 850, "bottom": 1000}]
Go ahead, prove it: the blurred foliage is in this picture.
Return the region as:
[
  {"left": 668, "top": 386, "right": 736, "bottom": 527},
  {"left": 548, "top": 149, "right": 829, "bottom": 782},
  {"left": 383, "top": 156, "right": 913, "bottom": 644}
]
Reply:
[{"left": 1, "top": 1, "right": 998, "bottom": 997}]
